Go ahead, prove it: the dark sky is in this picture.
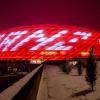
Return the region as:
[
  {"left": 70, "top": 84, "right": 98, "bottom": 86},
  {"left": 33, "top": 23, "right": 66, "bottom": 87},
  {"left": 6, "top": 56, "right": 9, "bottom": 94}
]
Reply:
[{"left": 0, "top": 0, "right": 100, "bottom": 31}]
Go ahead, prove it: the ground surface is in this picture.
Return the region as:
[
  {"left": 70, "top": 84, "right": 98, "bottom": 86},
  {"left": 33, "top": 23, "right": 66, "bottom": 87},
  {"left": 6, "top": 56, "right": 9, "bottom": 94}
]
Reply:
[{"left": 41, "top": 65, "right": 100, "bottom": 100}]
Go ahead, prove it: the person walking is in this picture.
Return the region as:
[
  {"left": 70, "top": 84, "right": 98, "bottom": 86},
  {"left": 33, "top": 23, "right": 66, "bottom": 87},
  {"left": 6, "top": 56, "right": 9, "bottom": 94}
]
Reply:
[
  {"left": 86, "top": 47, "right": 97, "bottom": 91},
  {"left": 77, "top": 59, "right": 82, "bottom": 75}
]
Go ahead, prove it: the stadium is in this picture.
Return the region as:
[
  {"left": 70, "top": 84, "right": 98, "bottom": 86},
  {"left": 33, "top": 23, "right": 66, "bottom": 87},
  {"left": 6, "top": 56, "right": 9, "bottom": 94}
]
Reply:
[{"left": 0, "top": 24, "right": 100, "bottom": 61}]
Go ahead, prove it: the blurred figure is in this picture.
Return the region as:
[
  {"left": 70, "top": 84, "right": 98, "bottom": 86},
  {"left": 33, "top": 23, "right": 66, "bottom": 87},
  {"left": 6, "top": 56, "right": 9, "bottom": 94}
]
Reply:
[
  {"left": 76, "top": 59, "right": 82, "bottom": 75},
  {"left": 62, "top": 60, "right": 71, "bottom": 74},
  {"left": 86, "top": 47, "right": 97, "bottom": 91},
  {"left": 66, "top": 60, "right": 71, "bottom": 74},
  {"left": 62, "top": 60, "right": 67, "bottom": 73}
]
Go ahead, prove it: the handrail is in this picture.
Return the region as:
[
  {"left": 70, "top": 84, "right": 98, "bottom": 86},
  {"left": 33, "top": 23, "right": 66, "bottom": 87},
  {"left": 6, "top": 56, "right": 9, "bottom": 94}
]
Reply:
[{"left": 0, "top": 64, "right": 43, "bottom": 100}]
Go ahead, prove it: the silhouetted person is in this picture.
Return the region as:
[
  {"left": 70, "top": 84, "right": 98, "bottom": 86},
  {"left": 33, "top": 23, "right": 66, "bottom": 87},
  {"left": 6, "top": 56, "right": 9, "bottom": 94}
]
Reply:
[
  {"left": 62, "top": 61, "right": 67, "bottom": 72},
  {"left": 86, "top": 47, "right": 97, "bottom": 90},
  {"left": 62, "top": 60, "right": 70, "bottom": 74},
  {"left": 66, "top": 60, "right": 71, "bottom": 74},
  {"left": 77, "top": 59, "right": 82, "bottom": 75}
]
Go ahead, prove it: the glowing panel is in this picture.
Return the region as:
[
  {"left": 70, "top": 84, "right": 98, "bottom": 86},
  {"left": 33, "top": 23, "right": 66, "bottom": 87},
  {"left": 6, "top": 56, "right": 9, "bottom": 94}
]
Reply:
[{"left": 0, "top": 25, "right": 100, "bottom": 60}]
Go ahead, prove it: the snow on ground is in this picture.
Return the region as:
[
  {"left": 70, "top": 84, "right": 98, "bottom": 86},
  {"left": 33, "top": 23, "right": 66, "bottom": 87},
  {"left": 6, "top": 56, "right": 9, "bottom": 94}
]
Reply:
[{"left": 40, "top": 65, "right": 100, "bottom": 100}]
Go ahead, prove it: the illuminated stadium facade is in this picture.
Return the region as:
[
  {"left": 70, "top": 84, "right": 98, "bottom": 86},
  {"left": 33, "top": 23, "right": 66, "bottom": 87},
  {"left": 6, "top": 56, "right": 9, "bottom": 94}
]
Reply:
[{"left": 0, "top": 25, "right": 100, "bottom": 60}]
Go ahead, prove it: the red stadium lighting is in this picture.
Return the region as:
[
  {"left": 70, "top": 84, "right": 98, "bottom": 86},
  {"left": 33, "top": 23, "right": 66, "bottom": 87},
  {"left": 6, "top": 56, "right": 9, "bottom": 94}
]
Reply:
[{"left": 0, "top": 25, "right": 100, "bottom": 60}]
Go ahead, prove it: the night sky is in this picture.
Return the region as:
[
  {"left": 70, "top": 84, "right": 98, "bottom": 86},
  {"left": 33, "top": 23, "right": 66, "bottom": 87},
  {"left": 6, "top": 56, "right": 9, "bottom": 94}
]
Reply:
[{"left": 0, "top": 0, "right": 100, "bottom": 31}]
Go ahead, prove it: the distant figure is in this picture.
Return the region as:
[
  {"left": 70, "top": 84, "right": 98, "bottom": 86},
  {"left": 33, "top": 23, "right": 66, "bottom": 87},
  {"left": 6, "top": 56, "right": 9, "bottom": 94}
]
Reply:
[
  {"left": 77, "top": 59, "right": 82, "bottom": 75},
  {"left": 62, "top": 60, "right": 71, "bottom": 74},
  {"left": 62, "top": 60, "right": 67, "bottom": 72},
  {"left": 66, "top": 60, "right": 71, "bottom": 74},
  {"left": 86, "top": 47, "right": 97, "bottom": 90}
]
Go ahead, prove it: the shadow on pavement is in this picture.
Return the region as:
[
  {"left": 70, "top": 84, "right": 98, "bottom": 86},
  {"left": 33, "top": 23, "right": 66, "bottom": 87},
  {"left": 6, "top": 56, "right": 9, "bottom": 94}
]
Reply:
[
  {"left": 71, "top": 89, "right": 93, "bottom": 97},
  {"left": 70, "top": 74, "right": 85, "bottom": 76}
]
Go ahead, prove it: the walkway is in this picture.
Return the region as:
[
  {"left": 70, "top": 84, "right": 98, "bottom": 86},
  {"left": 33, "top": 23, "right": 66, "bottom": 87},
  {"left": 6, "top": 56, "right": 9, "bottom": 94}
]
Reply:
[{"left": 37, "top": 65, "right": 100, "bottom": 100}]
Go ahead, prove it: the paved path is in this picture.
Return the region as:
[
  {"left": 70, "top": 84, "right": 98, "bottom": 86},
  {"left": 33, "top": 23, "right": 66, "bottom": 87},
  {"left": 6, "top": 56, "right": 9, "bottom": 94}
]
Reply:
[{"left": 41, "top": 65, "right": 100, "bottom": 100}]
